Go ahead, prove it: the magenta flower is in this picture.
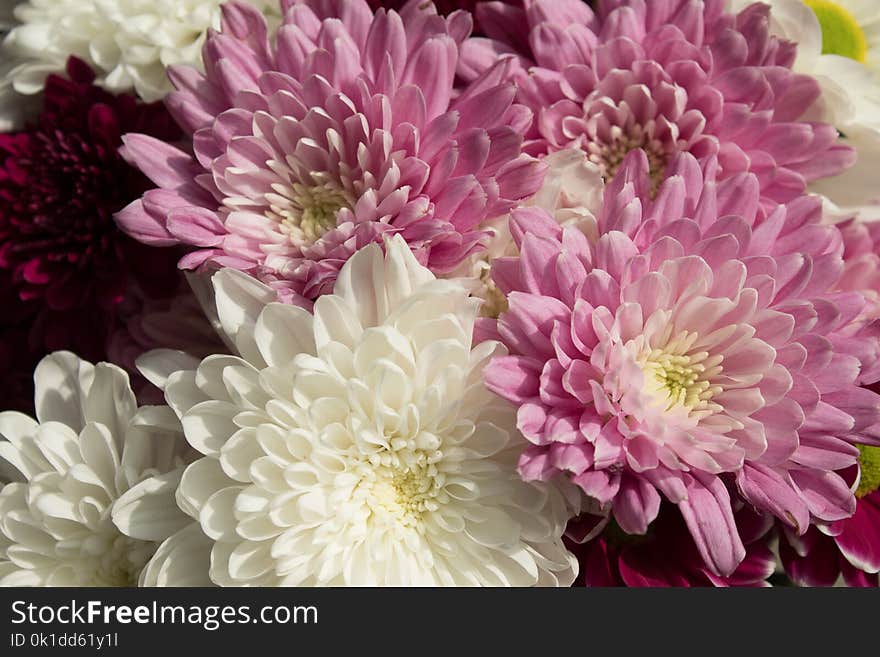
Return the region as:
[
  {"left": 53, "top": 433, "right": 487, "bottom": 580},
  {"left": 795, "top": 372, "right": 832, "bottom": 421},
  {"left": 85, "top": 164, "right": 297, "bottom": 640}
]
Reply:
[
  {"left": 0, "top": 57, "right": 183, "bottom": 360},
  {"left": 779, "top": 493, "right": 880, "bottom": 587},
  {"left": 461, "top": 0, "right": 853, "bottom": 202},
  {"left": 116, "top": 0, "right": 544, "bottom": 306},
  {"left": 567, "top": 503, "right": 775, "bottom": 586},
  {"left": 778, "top": 443, "right": 880, "bottom": 587},
  {"left": 481, "top": 150, "right": 880, "bottom": 576}
]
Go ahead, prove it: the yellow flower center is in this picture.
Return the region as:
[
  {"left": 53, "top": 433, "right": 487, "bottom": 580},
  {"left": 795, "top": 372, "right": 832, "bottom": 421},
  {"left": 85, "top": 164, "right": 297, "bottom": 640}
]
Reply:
[
  {"left": 638, "top": 330, "right": 724, "bottom": 419},
  {"left": 804, "top": 0, "right": 869, "bottom": 62},
  {"left": 856, "top": 444, "right": 880, "bottom": 498}
]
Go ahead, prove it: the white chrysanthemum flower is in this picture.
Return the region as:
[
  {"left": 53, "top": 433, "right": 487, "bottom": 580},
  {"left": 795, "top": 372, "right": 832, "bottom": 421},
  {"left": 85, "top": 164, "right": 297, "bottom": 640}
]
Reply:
[
  {"left": 0, "top": 352, "right": 194, "bottom": 586},
  {"left": 728, "top": 0, "right": 880, "bottom": 207},
  {"left": 137, "top": 236, "right": 579, "bottom": 586},
  {"left": 450, "top": 149, "right": 605, "bottom": 318},
  {"left": 0, "top": 0, "right": 275, "bottom": 124}
]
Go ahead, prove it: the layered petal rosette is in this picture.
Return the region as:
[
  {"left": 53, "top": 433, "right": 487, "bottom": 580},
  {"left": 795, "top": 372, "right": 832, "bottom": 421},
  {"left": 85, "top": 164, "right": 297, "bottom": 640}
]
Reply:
[
  {"left": 0, "top": 353, "right": 193, "bottom": 586},
  {"left": 462, "top": 0, "right": 853, "bottom": 202},
  {"left": 135, "top": 236, "right": 577, "bottom": 586},
  {"left": 481, "top": 150, "right": 880, "bottom": 576},
  {"left": 117, "top": 0, "right": 543, "bottom": 306}
]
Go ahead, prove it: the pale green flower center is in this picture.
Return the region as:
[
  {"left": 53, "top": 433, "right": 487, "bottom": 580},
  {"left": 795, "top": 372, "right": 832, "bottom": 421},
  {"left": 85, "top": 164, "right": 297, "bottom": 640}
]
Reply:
[
  {"left": 267, "top": 181, "right": 353, "bottom": 246},
  {"left": 365, "top": 465, "right": 446, "bottom": 528},
  {"left": 805, "top": 0, "right": 868, "bottom": 62},
  {"left": 856, "top": 444, "right": 880, "bottom": 498},
  {"left": 638, "top": 330, "right": 724, "bottom": 419}
]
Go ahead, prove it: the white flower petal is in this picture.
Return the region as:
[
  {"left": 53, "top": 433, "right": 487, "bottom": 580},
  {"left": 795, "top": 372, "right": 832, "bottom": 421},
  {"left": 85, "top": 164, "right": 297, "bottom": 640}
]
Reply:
[
  {"left": 0, "top": 412, "right": 39, "bottom": 444},
  {"left": 255, "top": 303, "right": 317, "bottom": 366},
  {"left": 136, "top": 349, "right": 202, "bottom": 391},
  {"left": 312, "top": 294, "right": 365, "bottom": 350},
  {"left": 212, "top": 269, "right": 276, "bottom": 367},
  {"left": 222, "top": 365, "right": 270, "bottom": 410},
  {"left": 226, "top": 540, "right": 275, "bottom": 581},
  {"left": 83, "top": 364, "right": 137, "bottom": 445},
  {"left": 219, "top": 428, "right": 264, "bottom": 483},
  {"left": 113, "top": 469, "right": 190, "bottom": 542},
  {"left": 140, "top": 524, "right": 214, "bottom": 587},
  {"left": 79, "top": 423, "right": 122, "bottom": 496},
  {"left": 181, "top": 400, "right": 240, "bottom": 456},
  {"left": 177, "top": 458, "right": 234, "bottom": 518},
  {"left": 199, "top": 486, "right": 244, "bottom": 541},
  {"left": 195, "top": 354, "right": 250, "bottom": 403},
  {"left": 33, "top": 352, "right": 93, "bottom": 430},
  {"left": 164, "top": 370, "right": 210, "bottom": 418}
]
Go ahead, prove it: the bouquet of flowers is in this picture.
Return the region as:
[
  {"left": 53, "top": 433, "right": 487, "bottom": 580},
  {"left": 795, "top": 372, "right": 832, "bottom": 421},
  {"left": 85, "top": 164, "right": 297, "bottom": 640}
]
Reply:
[{"left": 0, "top": 0, "right": 878, "bottom": 588}]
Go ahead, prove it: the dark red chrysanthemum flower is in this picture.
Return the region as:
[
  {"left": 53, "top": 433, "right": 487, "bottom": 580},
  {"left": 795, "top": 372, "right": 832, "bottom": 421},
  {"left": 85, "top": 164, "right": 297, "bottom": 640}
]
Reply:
[
  {"left": 566, "top": 503, "right": 776, "bottom": 587},
  {"left": 0, "top": 57, "right": 181, "bottom": 359},
  {"left": 0, "top": 271, "right": 39, "bottom": 417}
]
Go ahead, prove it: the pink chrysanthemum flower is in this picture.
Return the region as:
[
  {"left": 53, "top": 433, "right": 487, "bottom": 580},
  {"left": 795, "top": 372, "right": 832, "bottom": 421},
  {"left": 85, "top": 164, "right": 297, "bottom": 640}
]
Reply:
[
  {"left": 481, "top": 150, "right": 880, "bottom": 576},
  {"left": 461, "top": 0, "right": 853, "bottom": 202},
  {"left": 773, "top": 217, "right": 880, "bottom": 587},
  {"left": 116, "top": 0, "right": 543, "bottom": 305}
]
